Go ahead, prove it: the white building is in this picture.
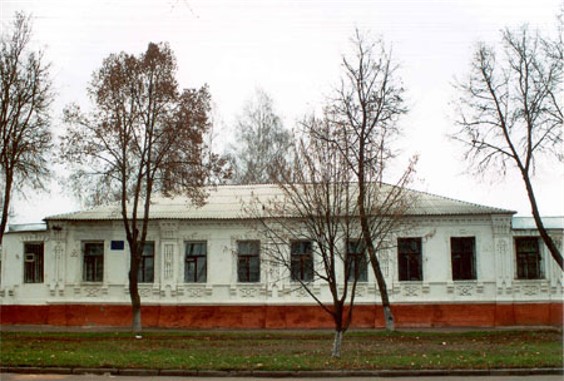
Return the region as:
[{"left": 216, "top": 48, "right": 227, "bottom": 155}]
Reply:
[{"left": 1, "top": 184, "right": 562, "bottom": 328}]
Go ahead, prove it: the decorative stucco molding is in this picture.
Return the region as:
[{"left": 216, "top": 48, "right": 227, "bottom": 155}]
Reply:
[{"left": 491, "top": 215, "right": 511, "bottom": 236}]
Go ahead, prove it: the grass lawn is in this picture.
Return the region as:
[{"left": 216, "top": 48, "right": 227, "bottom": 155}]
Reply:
[{"left": 0, "top": 329, "right": 562, "bottom": 371}]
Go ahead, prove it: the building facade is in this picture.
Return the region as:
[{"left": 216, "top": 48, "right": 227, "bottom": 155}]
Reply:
[{"left": 1, "top": 185, "right": 562, "bottom": 328}]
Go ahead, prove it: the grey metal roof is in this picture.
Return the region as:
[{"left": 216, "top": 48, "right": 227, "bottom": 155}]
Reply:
[
  {"left": 45, "top": 184, "right": 515, "bottom": 222},
  {"left": 512, "top": 216, "right": 564, "bottom": 230}
]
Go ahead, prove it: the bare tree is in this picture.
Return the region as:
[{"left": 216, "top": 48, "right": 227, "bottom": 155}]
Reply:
[
  {"left": 453, "top": 25, "right": 563, "bottom": 270},
  {"left": 247, "top": 114, "right": 362, "bottom": 357},
  {"left": 0, "top": 12, "right": 52, "bottom": 244},
  {"left": 62, "top": 42, "right": 226, "bottom": 332},
  {"left": 228, "top": 88, "right": 293, "bottom": 184},
  {"left": 322, "top": 30, "right": 414, "bottom": 330},
  {"left": 248, "top": 101, "right": 415, "bottom": 355}
]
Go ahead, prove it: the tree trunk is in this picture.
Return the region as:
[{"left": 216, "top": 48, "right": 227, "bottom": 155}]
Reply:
[
  {"left": 128, "top": 244, "right": 142, "bottom": 333},
  {"left": 129, "top": 269, "right": 142, "bottom": 333},
  {"left": 331, "top": 330, "right": 343, "bottom": 358},
  {"left": 358, "top": 181, "right": 395, "bottom": 331},
  {"left": 383, "top": 305, "right": 394, "bottom": 331},
  {"left": 0, "top": 169, "right": 13, "bottom": 245},
  {"left": 521, "top": 171, "right": 563, "bottom": 270},
  {"left": 369, "top": 252, "right": 395, "bottom": 331},
  {"left": 131, "top": 299, "right": 142, "bottom": 334}
]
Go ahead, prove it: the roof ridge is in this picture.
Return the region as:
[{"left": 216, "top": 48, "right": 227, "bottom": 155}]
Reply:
[{"left": 404, "top": 186, "right": 516, "bottom": 214}]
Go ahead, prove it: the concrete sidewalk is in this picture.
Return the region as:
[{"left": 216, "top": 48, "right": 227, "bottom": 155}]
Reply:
[
  {"left": 2, "top": 374, "right": 564, "bottom": 381},
  {"left": 2, "top": 366, "right": 563, "bottom": 378}
]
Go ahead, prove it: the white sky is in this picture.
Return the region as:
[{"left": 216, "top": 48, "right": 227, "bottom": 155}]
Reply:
[{"left": 1, "top": 0, "right": 563, "bottom": 224}]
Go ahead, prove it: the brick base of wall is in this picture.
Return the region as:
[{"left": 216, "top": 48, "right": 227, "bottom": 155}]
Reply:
[{"left": 1, "top": 302, "right": 562, "bottom": 328}]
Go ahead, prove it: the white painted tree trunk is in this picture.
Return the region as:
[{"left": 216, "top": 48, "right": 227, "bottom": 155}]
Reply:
[
  {"left": 384, "top": 305, "right": 395, "bottom": 331},
  {"left": 331, "top": 330, "right": 343, "bottom": 358},
  {"left": 132, "top": 304, "right": 142, "bottom": 333}
]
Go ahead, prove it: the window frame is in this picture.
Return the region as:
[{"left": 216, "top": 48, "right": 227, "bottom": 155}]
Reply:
[
  {"left": 83, "top": 241, "right": 104, "bottom": 283},
  {"left": 23, "top": 242, "right": 44, "bottom": 284},
  {"left": 450, "top": 236, "right": 476, "bottom": 281},
  {"left": 515, "top": 236, "right": 544, "bottom": 280},
  {"left": 237, "top": 240, "right": 260, "bottom": 283},
  {"left": 184, "top": 241, "right": 207, "bottom": 283},
  {"left": 138, "top": 241, "right": 155, "bottom": 283},
  {"left": 397, "top": 237, "right": 423, "bottom": 282},
  {"left": 290, "top": 240, "right": 314, "bottom": 282},
  {"left": 346, "top": 239, "right": 368, "bottom": 282}
]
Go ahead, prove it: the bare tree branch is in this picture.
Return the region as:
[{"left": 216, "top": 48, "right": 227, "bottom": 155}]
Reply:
[
  {"left": 227, "top": 88, "right": 293, "bottom": 184},
  {"left": 0, "top": 12, "right": 53, "bottom": 244},
  {"left": 452, "top": 24, "right": 563, "bottom": 270}
]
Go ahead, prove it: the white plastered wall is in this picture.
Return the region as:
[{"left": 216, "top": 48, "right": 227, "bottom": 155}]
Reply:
[{"left": 1, "top": 213, "right": 562, "bottom": 306}]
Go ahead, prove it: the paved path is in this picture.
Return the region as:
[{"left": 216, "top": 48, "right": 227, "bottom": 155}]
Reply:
[{"left": 2, "top": 374, "right": 564, "bottom": 381}]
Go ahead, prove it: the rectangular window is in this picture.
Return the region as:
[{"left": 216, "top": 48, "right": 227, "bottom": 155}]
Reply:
[
  {"left": 291, "top": 241, "right": 313, "bottom": 282},
  {"left": 83, "top": 242, "right": 104, "bottom": 282},
  {"left": 237, "top": 240, "right": 260, "bottom": 283},
  {"left": 515, "top": 237, "right": 543, "bottom": 279},
  {"left": 185, "top": 241, "right": 207, "bottom": 283},
  {"left": 346, "top": 240, "right": 368, "bottom": 282},
  {"left": 451, "top": 237, "right": 476, "bottom": 280},
  {"left": 398, "top": 238, "right": 423, "bottom": 281},
  {"left": 24, "top": 242, "right": 44, "bottom": 283},
  {"left": 138, "top": 242, "right": 155, "bottom": 283}
]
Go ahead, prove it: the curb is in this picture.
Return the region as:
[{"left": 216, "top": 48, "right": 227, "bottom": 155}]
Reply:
[{"left": 2, "top": 366, "right": 563, "bottom": 377}]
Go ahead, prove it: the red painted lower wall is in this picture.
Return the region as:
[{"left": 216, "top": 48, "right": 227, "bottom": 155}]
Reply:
[{"left": 1, "top": 303, "right": 562, "bottom": 328}]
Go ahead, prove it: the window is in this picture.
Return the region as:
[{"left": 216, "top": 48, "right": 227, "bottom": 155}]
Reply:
[
  {"left": 185, "top": 242, "right": 207, "bottom": 282},
  {"left": 451, "top": 237, "right": 476, "bottom": 280},
  {"left": 83, "top": 242, "right": 104, "bottom": 282},
  {"left": 398, "top": 238, "right": 422, "bottom": 281},
  {"left": 291, "top": 241, "right": 313, "bottom": 282},
  {"left": 24, "top": 242, "right": 44, "bottom": 283},
  {"left": 346, "top": 240, "right": 368, "bottom": 282},
  {"left": 138, "top": 242, "right": 155, "bottom": 283},
  {"left": 237, "top": 240, "right": 260, "bottom": 282},
  {"left": 515, "top": 237, "right": 543, "bottom": 279}
]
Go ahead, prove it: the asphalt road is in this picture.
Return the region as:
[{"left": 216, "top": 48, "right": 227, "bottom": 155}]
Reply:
[{"left": 2, "top": 375, "right": 564, "bottom": 381}]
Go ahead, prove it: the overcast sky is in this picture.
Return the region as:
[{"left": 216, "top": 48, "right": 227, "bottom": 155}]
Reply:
[{"left": 1, "top": 0, "right": 563, "bottom": 224}]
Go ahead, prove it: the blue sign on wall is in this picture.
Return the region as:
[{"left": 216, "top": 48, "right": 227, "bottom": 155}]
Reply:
[{"left": 111, "top": 240, "right": 125, "bottom": 250}]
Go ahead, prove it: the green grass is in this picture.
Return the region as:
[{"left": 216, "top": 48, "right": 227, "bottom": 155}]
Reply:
[{"left": 1, "top": 329, "right": 562, "bottom": 371}]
